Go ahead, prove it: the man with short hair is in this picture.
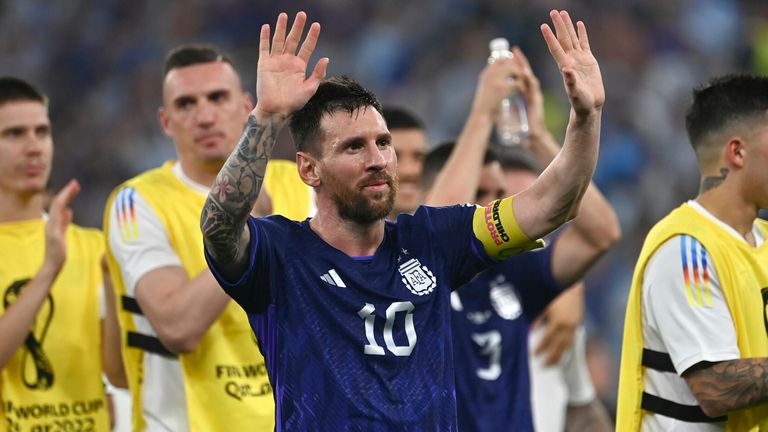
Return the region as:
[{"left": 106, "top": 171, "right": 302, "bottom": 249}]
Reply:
[
  {"left": 202, "top": 10, "right": 604, "bottom": 429},
  {"left": 382, "top": 107, "right": 428, "bottom": 219},
  {"left": 0, "top": 77, "right": 119, "bottom": 431},
  {"left": 104, "top": 45, "right": 274, "bottom": 431},
  {"left": 617, "top": 75, "right": 768, "bottom": 430}
]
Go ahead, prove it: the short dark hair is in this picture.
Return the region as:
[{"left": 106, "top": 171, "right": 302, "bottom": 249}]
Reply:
[
  {"left": 0, "top": 77, "right": 48, "bottom": 107},
  {"left": 382, "top": 106, "right": 424, "bottom": 131},
  {"left": 422, "top": 140, "right": 498, "bottom": 191},
  {"left": 685, "top": 74, "right": 768, "bottom": 155},
  {"left": 288, "top": 75, "right": 383, "bottom": 154},
  {"left": 496, "top": 147, "right": 541, "bottom": 174},
  {"left": 163, "top": 44, "right": 234, "bottom": 77}
]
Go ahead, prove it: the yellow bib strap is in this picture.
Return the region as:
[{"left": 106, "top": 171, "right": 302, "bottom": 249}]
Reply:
[{"left": 472, "top": 196, "right": 544, "bottom": 260}]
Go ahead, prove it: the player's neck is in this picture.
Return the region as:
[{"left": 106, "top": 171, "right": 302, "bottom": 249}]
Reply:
[
  {"left": 309, "top": 209, "right": 385, "bottom": 257},
  {"left": 696, "top": 186, "right": 758, "bottom": 242},
  {"left": 0, "top": 191, "right": 44, "bottom": 223},
  {"left": 177, "top": 158, "right": 220, "bottom": 188}
]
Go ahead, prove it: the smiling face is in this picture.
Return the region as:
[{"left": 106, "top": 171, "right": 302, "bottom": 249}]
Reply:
[
  {"left": 312, "top": 107, "right": 398, "bottom": 224},
  {"left": 159, "top": 61, "right": 251, "bottom": 175},
  {"left": 0, "top": 100, "right": 53, "bottom": 199}
]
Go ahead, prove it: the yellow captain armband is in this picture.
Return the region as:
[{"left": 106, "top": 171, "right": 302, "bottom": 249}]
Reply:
[{"left": 472, "top": 196, "right": 545, "bottom": 260}]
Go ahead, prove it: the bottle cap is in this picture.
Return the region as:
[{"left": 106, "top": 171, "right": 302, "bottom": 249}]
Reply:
[{"left": 489, "top": 38, "right": 510, "bottom": 53}]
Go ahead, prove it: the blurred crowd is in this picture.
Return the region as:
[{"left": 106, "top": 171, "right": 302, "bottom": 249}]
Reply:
[{"left": 2, "top": 0, "right": 767, "bottom": 414}]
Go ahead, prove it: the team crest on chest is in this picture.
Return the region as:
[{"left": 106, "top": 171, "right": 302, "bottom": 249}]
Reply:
[
  {"left": 398, "top": 258, "right": 437, "bottom": 296},
  {"left": 489, "top": 275, "right": 522, "bottom": 320}
]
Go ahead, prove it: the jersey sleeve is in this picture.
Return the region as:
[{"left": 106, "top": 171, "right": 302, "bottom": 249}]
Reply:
[
  {"left": 106, "top": 187, "right": 182, "bottom": 296},
  {"left": 642, "top": 235, "right": 740, "bottom": 375},
  {"left": 411, "top": 205, "right": 496, "bottom": 286},
  {"left": 472, "top": 196, "right": 545, "bottom": 260},
  {"left": 204, "top": 216, "right": 272, "bottom": 314}
]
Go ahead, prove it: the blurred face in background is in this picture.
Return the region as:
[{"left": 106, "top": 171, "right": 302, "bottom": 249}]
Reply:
[
  {"left": 476, "top": 160, "right": 507, "bottom": 206},
  {"left": 159, "top": 61, "right": 252, "bottom": 175},
  {"left": 502, "top": 167, "right": 538, "bottom": 196},
  {"left": 0, "top": 100, "right": 52, "bottom": 199},
  {"left": 391, "top": 127, "right": 427, "bottom": 215}
]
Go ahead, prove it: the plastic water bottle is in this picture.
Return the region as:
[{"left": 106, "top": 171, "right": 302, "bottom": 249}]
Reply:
[{"left": 488, "top": 38, "right": 529, "bottom": 146}]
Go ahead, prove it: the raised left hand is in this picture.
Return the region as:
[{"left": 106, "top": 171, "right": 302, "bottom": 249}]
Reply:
[{"left": 540, "top": 10, "right": 604, "bottom": 117}]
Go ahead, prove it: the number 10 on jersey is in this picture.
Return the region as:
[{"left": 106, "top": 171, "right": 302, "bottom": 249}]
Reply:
[{"left": 357, "top": 302, "right": 417, "bottom": 356}]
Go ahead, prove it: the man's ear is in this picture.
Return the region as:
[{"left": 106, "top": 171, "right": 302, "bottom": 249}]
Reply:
[
  {"left": 297, "top": 151, "right": 321, "bottom": 187},
  {"left": 158, "top": 107, "right": 172, "bottom": 137},
  {"left": 724, "top": 136, "right": 746, "bottom": 169},
  {"left": 243, "top": 92, "right": 255, "bottom": 112}
]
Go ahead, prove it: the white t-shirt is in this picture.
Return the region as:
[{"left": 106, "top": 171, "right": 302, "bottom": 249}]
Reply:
[
  {"left": 529, "top": 325, "right": 596, "bottom": 432},
  {"left": 107, "top": 162, "right": 209, "bottom": 432},
  {"left": 640, "top": 201, "right": 764, "bottom": 431}
]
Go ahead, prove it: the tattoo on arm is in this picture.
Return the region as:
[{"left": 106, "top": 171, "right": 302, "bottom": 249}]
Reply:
[
  {"left": 685, "top": 358, "right": 768, "bottom": 417},
  {"left": 700, "top": 168, "right": 729, "bottom": 193},
  {"left": 201, "top": 114, "right": 279, "bottom": 264}
]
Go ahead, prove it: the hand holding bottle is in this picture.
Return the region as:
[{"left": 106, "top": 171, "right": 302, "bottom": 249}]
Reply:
[
  {"left": 469, "top": 44, "right": 525, "bottom": 143},
  {"left": 487, "top": 38, "right": 529, "bottom": 146}
]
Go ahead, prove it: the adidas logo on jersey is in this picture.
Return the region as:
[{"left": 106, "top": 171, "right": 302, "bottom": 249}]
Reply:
[{"left": 320, "top": 269, "right": 346, "bottom": 288}]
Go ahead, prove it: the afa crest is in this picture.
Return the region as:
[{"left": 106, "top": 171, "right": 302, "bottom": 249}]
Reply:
[
  {"left": 489, "top": 275, "right": 522, "bottom": 320},
  {"left": 398, "top": 258, "right": 437, "bottom": 296}
]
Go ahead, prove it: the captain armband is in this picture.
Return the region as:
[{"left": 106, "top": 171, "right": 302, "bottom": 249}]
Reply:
[{"left": 472, "top": 196, "right": 545, "bottom": 260}]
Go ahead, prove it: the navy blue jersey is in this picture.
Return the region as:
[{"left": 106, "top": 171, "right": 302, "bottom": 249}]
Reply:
[
  {"left": 451, "top": 241, "right": 564, "bottom": 432},
  {"left": 207, "top": 205, "right": 494, "bottom": 431}
]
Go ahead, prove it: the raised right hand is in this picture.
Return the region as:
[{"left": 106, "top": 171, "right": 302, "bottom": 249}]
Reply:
[
  {"left": 470, "top": 58, "right": 523, "bottom": 120},
  {"left": 510, "top": 47, "right": 546, "bottom": 137},
  {"left": 254, "top": 12, "right": 330, "bottom": 121},
  {"left": 44, "top": 179, "right": 80, "bottom": 271}
]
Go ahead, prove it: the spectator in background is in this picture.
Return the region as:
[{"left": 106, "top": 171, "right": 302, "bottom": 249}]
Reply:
[{"left": 0, "top": 76, "right": 124, "bottom": 431}]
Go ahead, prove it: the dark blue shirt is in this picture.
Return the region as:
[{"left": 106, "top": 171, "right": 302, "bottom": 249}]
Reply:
[
  {"left": 451, "top": 240, "right": 564, "bottom": 432},
  {"left": 207, "top": 205, "right": 493, "bottom": 431}
]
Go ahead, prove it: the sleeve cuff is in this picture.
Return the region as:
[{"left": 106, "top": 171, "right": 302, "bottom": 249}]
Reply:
[{"left": 675, "top": 349, "right": 741, "bottom": 376}]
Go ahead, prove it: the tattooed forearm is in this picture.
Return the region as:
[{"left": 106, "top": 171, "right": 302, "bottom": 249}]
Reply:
[
  {"left": 684, "top": 358, "right": 768, "bottom": 417},
  {"left": 700, "top": 168, "right": 729, "bottom": 193},
  {"left": 201, "top": 114, "right": 280, "bottom": 265}
]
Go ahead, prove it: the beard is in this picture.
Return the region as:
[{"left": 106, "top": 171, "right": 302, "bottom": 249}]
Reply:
[{"left": 324, "top": 170, "right": 399, "bottom": 224}]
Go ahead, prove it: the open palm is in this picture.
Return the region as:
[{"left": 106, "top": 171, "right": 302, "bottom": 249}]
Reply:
[
  {"left": 256, "top": 12, "right": 329, "bottom": 119},
  {"left": 541, "top": 10, "right": 605, "bottom": 116}
]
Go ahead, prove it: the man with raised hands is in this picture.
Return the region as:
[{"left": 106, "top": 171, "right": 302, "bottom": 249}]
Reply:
[{"left": 202, "top": 10, "right": 604, "bottom": 430}]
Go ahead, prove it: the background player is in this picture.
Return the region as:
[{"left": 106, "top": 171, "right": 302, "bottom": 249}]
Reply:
[
  {"left": 382, "top": 106, "right": 428, "bottom": 219},
  {"left": 617, "top": 75, "right": 768, "bottom": 430},
  {"left": 424, "top": 44, "right": 617, "bottom": 432},
  {"left": 0, "top": 77, "right": 123, "bottom": 431},
  {"left": 104, "top": 45, "right": 274, "bottom": 431}
]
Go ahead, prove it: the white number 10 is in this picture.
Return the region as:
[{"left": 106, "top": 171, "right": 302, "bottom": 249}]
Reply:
[{"left": 357, "top": 302, "right": 417, "bottom": 356}]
